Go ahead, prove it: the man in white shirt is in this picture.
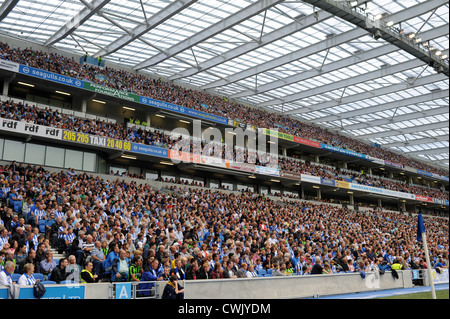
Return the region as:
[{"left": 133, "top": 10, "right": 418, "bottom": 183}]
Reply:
[{"left": 0, "top": 261, "right": 15, "bottom": 286}]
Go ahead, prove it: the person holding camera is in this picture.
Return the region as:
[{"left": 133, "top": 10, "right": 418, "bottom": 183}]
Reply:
[{"left": 161, "top": 274, "right": 185, "bottom": 299}]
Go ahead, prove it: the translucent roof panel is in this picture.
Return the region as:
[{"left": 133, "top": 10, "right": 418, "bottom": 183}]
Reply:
[{"left": 0, "top": 0, "right": 448, "bottom": 170}]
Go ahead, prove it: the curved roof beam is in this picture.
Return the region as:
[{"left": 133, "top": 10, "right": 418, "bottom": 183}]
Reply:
[
  {"left": 302, "top": 0, "right": 449, "bottom": 76},
  {"left": 258, "top": 59, "right": 425, "bottom": 108},
  {"left": 344, "top": 105, "right": 450, "bottom": 131},
  {"left": 307, "top": 88, "right": 449, "bottom": 121},
  {"left": 93, "top": 0, "right": 198, "bottom": 58},
  {"left": 285, "top": 73, "right": 447, "bottom": 116},
  {"left": 201, "top": 0, "right": 449, "bottom": 91},
  {"left": 44, "top": 0, "right": 112, "bottom": 47},
  {"left": 132, "top": 0, "right": 285, "bottom": 71},
  {"left": 354, "top": 121, "right": 449, "bottom": 139},
  {"left": 383, "top": 136, "right": 449, "bottom": 148},
  {"left": 168, "top": 10, "right": 335, "bottom": 81},
  {"left": 0, "top": 0, "right": 19, "bottom": 23},
  {"left": 404, "top": 147, "right": 449, "bottom": 156},
  {"left": 233, "top": 24, "right": 448, "bottom": 99}
]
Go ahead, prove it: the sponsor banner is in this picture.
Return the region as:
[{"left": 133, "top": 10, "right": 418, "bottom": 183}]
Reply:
[
  {"left": 230, "top": 120, "right": 240, "bottom": 128},
  {"left": 131, "top": 143, "right": 168, "bottom": 158},
  {"left": 169, "top": 150, "right": 201, "bottom": 164},
  {"left": 417, "top": 170, "right": 449, "bottom": 182},
  {"left": 320, "top": 144, "right": 367, "bottom": 160},
  {"left": 280, "top": 171, "right": 302, "bottom": 180},
  {"left": 293, "top": 136, "right": 321, "bottom": 148},
  {"left": 301, "top": 174, "right": 321, "bottom": 184},
  {"left": 414, "top": 195, "right": 434, "bottom": 203},
  {"left": 384, "top": 160, "right": 403, "bottom": 169},
  {"left": 1, "top": 117, "right": 62, "bottom": 140},
  {"left": 15, "top": 285, "right": 85, "bottom": 299},
  {"left": 433, "top": 198, "right": 449, "bottom": 206},
  {"left": 62, "top": 130, "right": 132, "bottom": 152},
  {"left": 348, "top": 183, "right": 415, "bottom": 200},
  {"left": 403, "top": 166, "right": 417, "bottom": 173},
  {"left": 366, "top": 155, "right": 385, "bottom": 165},
  {"left": 19, "top": 65, "right": 84, "bottom": 88},
  {"left": 84, "top": 82, "right": 140, "bottom": 102},
  {"left": 261, "top": 128, "right": 320, "bottom": 148},
  {"left": 433, "top": 174, "right": 449, "bottom": 182},
  {"left": 261, "top": 128, "right": 294, "bottom": 142},
  {"left": 200, "top": 155, "right": 225, "bottom": 168},
  {"left": 256, "top": 166, "right": 280, "bottom": 177},
  {"left": 320, "top": 177, "right": 335, "bottom": 187},
  {"left": 0, "top": 287, "right": 7, "bottom": 299},
  {"left": 0, "top": 59, "right": 19, "bottom": 73},
  {"left": 226, "top": 161, "right": 255, "bottom": 173},
  {"left": 432, "top": 268, "right": 449, "bottom": 284},
  {"left": 139, "top": 96, "right": 228, "bottom": 125},
  {"left": 417, "top": 169, "right": 433, "bottom": 177},
  {"left": 335, "top": 180, "right": 350, "bottom": 189}
]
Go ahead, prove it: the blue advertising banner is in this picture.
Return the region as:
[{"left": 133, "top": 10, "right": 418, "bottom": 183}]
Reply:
[
  {"left": 139, "top": 96, "right": 228, "bottom": 125},
  {"left": 256, "top": 166, "right": 280, "bottom": 177},
  {"left": 320, "top": 144, "right": 367, "bottom": 160},
  {"left": 131, "top": 143, "right": 169, "bottom": 158},
  {"left": 417, "top": 169, "right": 433, "bottom": 177},
  {"left": 0, "top": 287, "right": 8, "bottom": 299},
  {"left": 18, "top": 65, "right": 85, "bottom": 88},
  {"left": 11, "top": 285, "right": 85, "bottom": 299},
  {"left": 433, "top": 198, "right": 450, "bottom": 206},
  {"left": 320, "top": 177, "right": 335, "bottom": 187},
  {"left": 417, "top": 169, "right": 449, "bottom": 182}
]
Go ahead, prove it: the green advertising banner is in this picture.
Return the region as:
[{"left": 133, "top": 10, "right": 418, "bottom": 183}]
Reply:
[
  {"left": 262, "top": 128, "right": 294, "bottom": 142},
  {"left": 84, "top": 82, "right": 140, "bottom": 102}
]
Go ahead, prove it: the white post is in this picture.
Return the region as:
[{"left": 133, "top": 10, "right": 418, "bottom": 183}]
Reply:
[{"left": 422, "top": 232, "right": 437, "bottom": 299}]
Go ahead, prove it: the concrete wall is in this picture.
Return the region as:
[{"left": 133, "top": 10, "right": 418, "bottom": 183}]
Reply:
[
  {"left": 176, "top": 270, "right": 412, "bottom": 299},
  {"left": 80, "top": 270, "right": 413, "bottom": 299}
]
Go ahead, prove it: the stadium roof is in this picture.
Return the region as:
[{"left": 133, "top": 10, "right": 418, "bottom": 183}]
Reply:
[{"left": 0, "top": 0, "right": 448, "bottom": 170}]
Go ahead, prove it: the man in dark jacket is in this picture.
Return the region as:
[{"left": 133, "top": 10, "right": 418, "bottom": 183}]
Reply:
[
  {"left": 310, "top": 257, "right": 324, "bottom": 275},
  {"left": 50, "top": 257, "right": 69, "bottom": 283},
  {"left": 18, "top": 248, "right": 40, "bottom": 274}
]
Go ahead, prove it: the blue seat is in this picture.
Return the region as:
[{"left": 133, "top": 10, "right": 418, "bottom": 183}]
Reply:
[
  {"left": 33, "top": 273, "right": 44, "bottom": 281},
  {"left": 41, "top": 280, "right": 57, "bottom": 285},
  {"left": 257, "top": 269, "right": 267, "bottom": 276},
  {"left": 60, "top": 280, "right": 74, "bottom": 285},
  {"left": 266, "top": 269, "right": 273, "bottom": 275},
  {"left": 11, "top": 273, "right": 21, "bottom": 282}
]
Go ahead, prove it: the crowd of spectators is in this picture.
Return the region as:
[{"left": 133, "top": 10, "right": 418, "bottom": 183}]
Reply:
[
  {"left": 0, "top": 41, "right": 448, "bottom": 177},
  {"left": 1, "top": 99, "right": 448, "bottom": 201},
  {"left": 0, "top": 163, "right": 448, "bottom": 289}
]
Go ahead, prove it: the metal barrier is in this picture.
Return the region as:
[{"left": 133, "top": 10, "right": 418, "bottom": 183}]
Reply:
[
  {"left": 108, "top": 280, "right": 172, "bottom": 299},
  {"left": 411, "top": 269, "right": 426, "bottom": 286}
]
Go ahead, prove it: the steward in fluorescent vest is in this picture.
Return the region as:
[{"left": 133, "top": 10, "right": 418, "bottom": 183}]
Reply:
[{"left": 80, "top": 262, "right": 98, "bottom": 283}]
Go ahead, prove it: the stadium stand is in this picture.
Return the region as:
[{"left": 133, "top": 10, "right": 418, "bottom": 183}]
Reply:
[
  {"left": 0, "top": 162, "right": 448, "bottom": 287},
  {"left": 0, "top": 0, "right": 448, "bottom": 301}
]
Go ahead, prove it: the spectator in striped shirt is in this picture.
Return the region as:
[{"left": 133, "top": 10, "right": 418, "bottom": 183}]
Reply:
[
  {"left": 64, "top": 227, "right": 76, "bottom": 254},
  {"left": 34, "top": 204, "right": 46, "bottom": 227},
  {"left": 0, "top": 227, "right": 8, "bottom": 250}
]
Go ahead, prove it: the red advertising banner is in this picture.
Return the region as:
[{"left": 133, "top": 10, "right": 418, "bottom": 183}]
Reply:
[
  {"left": 414, "top": 195, "right": 434, "bottom": 203},
  {"left": 293, "top": 136, "right": 321, "bottom": 148},
  {"left": 168, "top": 150, "right": 201, "bottom": 164}
]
